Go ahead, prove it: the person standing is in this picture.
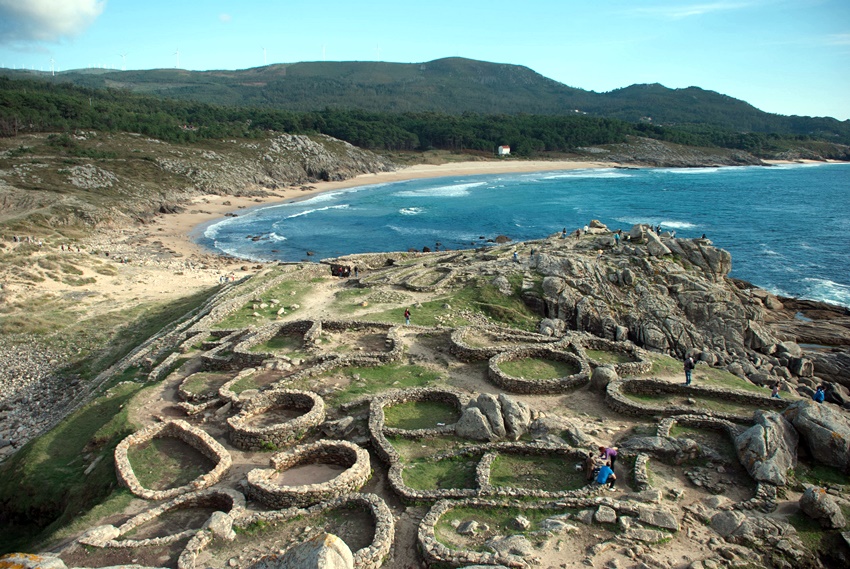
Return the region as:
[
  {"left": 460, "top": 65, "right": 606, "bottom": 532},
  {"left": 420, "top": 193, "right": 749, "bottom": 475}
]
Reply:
[
  {"left": 684, "top": 355, "right": 695, "bottom": 385},
  {"left": 404, "top": 308, "right": 411, "bottom": 326},
  {"left": 599, "top": 446, "right": 618, "bottom": 469},
  {"left": 614, "top": 233, "right": 620, "bottom": 247}
]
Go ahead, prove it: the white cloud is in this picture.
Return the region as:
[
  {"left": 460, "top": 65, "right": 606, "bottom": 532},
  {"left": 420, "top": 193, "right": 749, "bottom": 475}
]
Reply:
[
  {"left": 631, "top": 2, "right": 752, "bottom": 20},
  {"left": 219, "top": 13, "right": 232, "bottom": 24},
  {"left": 0, "top": 0, "right": 106, "bottom": 44}
]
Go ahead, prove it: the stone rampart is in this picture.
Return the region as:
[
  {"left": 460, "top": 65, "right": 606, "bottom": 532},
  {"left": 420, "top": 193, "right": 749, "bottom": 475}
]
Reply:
[
  {"left": 573, "top": 336, "right": 652, "bottom": 377},
  {"left": 449, "top": 325, "right": 560, "bottom": 362},
  {"left": 114, "top": 420, "right": 231, "bottom": 501},
  {"left": 227, "top": 389, "right": 325, "bottom": 451},
  {"left": 79, "top": 488, "right": 244, "bottom": 548},
  {"left": 245, "top": 440, "right": 371, "bottom": 508},
  {"left": 488, "top": 348, "right": 589, "bottom": 394},
  {"left": 605, "top": 378, "right": 787, "bottom": 423},
  {"left": 178, "top": 492, "right": 393, "bottom": 569}
]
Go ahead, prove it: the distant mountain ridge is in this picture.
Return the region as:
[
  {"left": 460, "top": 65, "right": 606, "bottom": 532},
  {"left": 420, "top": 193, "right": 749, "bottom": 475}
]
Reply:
[{"left": 2, "top": 57, "right": 848, "bottom": 141}]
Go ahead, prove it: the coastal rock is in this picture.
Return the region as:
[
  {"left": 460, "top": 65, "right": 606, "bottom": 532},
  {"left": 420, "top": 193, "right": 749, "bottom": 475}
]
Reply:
[
  {"left": 734, "top": 411, "right": 798, "bottom": 486},
  {"left": 784, "top": 400, "right": 850, "bottom": 472},
  {"left": 800, "top": 486, "right": 846, "bottom": 529},
  {"left": 456, "top": 407, "right": 495, "bottom": 441},
  {"left": 499, "top": 394, "right": 532, "bottom": 440},
  {"left": 471, "top": 393, "right": 507, "bottom": 439}
]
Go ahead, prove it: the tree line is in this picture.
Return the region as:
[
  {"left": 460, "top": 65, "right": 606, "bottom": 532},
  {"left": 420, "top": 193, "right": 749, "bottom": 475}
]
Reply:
[{"left": 0, "top": 76, "right": 844, "bottom": 158}]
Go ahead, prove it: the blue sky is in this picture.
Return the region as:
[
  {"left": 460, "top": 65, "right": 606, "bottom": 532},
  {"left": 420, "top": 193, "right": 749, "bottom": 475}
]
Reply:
[{"left": 0, "top": 0, "right": 848, "bottom": 120}]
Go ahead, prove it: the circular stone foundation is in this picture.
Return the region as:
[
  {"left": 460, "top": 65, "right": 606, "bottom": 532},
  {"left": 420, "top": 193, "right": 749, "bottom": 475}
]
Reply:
[
  {"left": 227, "top": 389, "right": 325, "bottom": 451},
  {"left": 575, "top": 336, "right": 652, "bottom": 376},
  {"left": 488, "top": 348, "right": 589, "bottom": 394},
  {"left": 246, "top": 440, "right": 371, "bottom": 508}
]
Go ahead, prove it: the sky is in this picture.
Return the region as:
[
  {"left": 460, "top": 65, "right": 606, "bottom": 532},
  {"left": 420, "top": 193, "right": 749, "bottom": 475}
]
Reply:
[{"left": 0, "top": 0, "right": 848, "bottom": 120}]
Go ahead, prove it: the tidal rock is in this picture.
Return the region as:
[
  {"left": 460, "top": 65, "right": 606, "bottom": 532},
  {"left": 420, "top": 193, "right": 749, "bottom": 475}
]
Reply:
[{"left": 734, "top": 411, "right": 798, "bottom": 486}]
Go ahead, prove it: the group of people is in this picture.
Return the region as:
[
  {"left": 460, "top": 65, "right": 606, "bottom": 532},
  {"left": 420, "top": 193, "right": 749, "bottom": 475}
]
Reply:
[
  {"left": 584, "top": 445, "right": 618, "bottom": 491},
  {"left": 330, "top": 264, "right": 357, "bottom": 278}
]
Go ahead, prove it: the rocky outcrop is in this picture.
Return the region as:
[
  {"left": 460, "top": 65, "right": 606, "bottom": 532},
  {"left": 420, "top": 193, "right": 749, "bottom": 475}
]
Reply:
[
  {"left": 783, "top": 400, "right": 850, "bottom": 473},
  {"left": 734, "top": 411, "right": 798, "bottom": 486},
  {"left": 457, "top": 394, "right": 532, "bottom": 441},
  {"left": 252, "top": 533, "right": 354, "bottom": 569},
  {"left": 799, "top": 486, "right": 846, "bottom": 529}
]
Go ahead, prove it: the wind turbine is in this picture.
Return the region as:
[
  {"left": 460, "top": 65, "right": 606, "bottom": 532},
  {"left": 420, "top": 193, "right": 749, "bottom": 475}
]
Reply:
[
  {"left": 262, "top": 46, "right": 267, "bottom": 65},
  {"left": 119, "top": 53, "right": 127, "bottom": 71},
  {"left": 50, "top": 57, "right": 55, "bottom": 76},
  {"left": 174, "top": 47, "right": 180, "bottom": 69}
]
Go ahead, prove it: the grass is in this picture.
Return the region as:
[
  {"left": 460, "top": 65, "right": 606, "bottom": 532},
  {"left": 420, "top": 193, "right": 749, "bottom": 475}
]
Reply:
[
  {"left": 249, "top": 334, "right": 308, "bottom": 358},
  {"left": 435, "top": 505, "right": 566, "bottom": 551},
  {"left": 489, "top": 454, "right": 586, "bottom": 492},
  {"left": 645, "top": 354, "right": 766, "bottom": 394},
  {"left": 586, "top": 349, "right": 635, "bottom": 365},
  {"left": 363, "top": 278, "right": 539, "bottom": 330},
  {"left": 498, "top": 357, "right": 578, "bottom": 380},
  {"left": 402, "top": 456, "right": 479, "bottom": 491},
  {"left": 126, "top": 438, "right": 215, "bottom": 491},
  {"left": 0, "top": 382, "right": 147, "bottom": 554},
  {"left": 228, "top": 374, "right": 262, "bottom": 395},
  {"left": 180, "top": 371, "right": 232, "bottom": 396},
  {"left": 794, "top": 461, "right": 849, "bottom": 488},
  {"left": 385, "top": 435, "right": 470, "bottom": 462},
  {"left": 623, "top": 391, "right": 763, "bottom": 416},
  {"left": 213, "top": 278, "right": 315, "bottom": 329},
  {"left": 308, "top": 363, "right": 443, "bottom": 405},
  {"left": 383, "top": 401, "right": 461, "bottom": 430}
]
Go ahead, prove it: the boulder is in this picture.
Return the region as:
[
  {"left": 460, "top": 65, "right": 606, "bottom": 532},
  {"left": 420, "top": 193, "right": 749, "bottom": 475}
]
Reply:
[
  {"left": 638, "top": 506, "right": 680, "bottom": 531},
  {"left": 252, "top": 533, "right": 353, "bottom": 569},
  {"left": 620, "top": 436, "right": 700, "bottom": 463},
  {"left": 799, "top": 486, "right": 846, "bottom": 529},
  {"left": 589, "top": 365, "right": 618, "bottom": 392},
  {"left": 784, "top": 400, "right": 850, "bottom": 473},
  {"left": 645, "top": 231, "right": 672, "bottom": 257},
  {"left": 456, "top": 407, "right": 495, "bottom": 441},
  {"left": 204, "top": 511, "right": 235, "bottom": 541},
  {"left": 710, "top": 510, "right": 746, "bottom": 538},
  {"left": 472, "top": 393, "right": 506, "bottom": 438},
  {"left": 594, "top": 505, "right": 617, "bottom": 524},
  {"left": 491, "top": 275, "right": 513, "bottom": 296},
  {"left": 499, "top": 394, "right": 532, "bottom": 440},
  {"left": 485, "top": 534, "right": 534, "bottom": 557},
  {"left": 457, "top": 520, "right": 480, "bottom": 535},
  {"left": 0, "top": 555, "right": 66, "bottom": 569},
  {"left": 78, "top": 524, "right": 120, "bottom": 546},
  {"left": 538, "top": 317, "right": 564, "bottom": 337},
  {"left": 734, "top": 411, "right": 798, "bottom": 486}
]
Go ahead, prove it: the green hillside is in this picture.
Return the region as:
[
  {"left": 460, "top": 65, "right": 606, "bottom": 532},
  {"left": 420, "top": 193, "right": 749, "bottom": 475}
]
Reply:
[{"left": 4, "top": 57, "right": 848, "bottom": 142}]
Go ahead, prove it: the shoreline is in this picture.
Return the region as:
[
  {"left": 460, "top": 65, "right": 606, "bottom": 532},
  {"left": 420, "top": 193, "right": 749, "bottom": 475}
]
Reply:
[
  {"left": 154, "top": 159, "right": 614, "bottom": 262},
  {"left": 149, "top": 157, "right": 842, "bottom": 266}
]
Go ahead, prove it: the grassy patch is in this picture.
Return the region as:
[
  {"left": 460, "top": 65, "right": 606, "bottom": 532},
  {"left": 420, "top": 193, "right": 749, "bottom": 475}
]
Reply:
[
  {"left": 489, "top": 454, "right": 586, "bottom": 492},
  {"left": 794, "top": 461, "right": 849, "bottom": 488},
  {"left": 180, "top": 371, "right": 232, "bottom": 397},
  {"left": 311, "top": 363, "right": 443, "bottom": 405},
  {"left": 0, "top": 382, "right": 147, "bottom": 553},
  {"left": 126, "top": 438, "right": 215, "bottom": 491},
  {"left": 213, "top": 279, "right": 314, "bottom": 329},
  {"left": 385, "top": 435, "right": 469, "bottom": 462},
  {"left": 586, "top": 349, "right": 635, "bottom": 365},
  {"left": 498, "top": 357, "right": 578, "bottom": 379},
  {"left": 383, "top": 401, "right": 460, "bottom": 430},
  {"left": 646, "top": 354, "right": 766, "bottom": 394},
  {"left": 402, "top": 456, "right": 479, "bottom": 490},
  {"left": 249, "top": 334, "right": 307, "bottom": 358},
  {"left": 364, "top": 278, "right": 539, "bottom": 330},
  {"left": 623, "top": 391, "right": 762, "bottom": 416}
]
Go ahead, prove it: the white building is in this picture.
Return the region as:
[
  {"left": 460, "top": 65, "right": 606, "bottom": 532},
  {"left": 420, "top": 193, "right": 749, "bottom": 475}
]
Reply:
[{"left": 497, "top": 145, "right": 511, "bottom": 156}]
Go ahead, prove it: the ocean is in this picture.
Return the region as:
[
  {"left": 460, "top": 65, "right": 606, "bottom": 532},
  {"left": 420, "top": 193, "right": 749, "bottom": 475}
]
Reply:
[{"left": 198, "top": 163, "right": 850, "bottom": 307}]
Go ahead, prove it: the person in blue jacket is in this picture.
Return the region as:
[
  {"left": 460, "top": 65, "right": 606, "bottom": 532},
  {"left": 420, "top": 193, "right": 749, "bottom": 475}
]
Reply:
[
  {"left": 813, "top": 385, "right": 825, "bottom": 403},
  {"left": 596, "top": 463, "right": 617, "bottom": 491}
]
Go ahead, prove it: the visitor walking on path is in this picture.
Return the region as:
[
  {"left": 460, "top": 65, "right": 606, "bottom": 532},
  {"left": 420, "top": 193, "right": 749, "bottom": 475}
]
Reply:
[
  {"left": 404, "top": 308, "right": 411, "bottom": 326},
  {"left": 599, "top": 446, "right": 618, "bottom": 469},
  {"left": 684, "top": 355, "right": 695, "bottom": 385}
]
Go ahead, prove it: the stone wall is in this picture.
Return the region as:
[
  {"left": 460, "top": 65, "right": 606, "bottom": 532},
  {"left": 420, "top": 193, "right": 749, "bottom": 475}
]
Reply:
[
  {"left": 605, "top": 378, "right": 787, "bottom": 423},
  {"left": 114, "top": 420, "right": 232, "bottom": 501},
  {"left": 449, "top": 325, "right": 561, "bottom": 362},
  {"left": 227, "top": 390, "right": 326, "bottom": 451},
  {"left": 488, "top": 348, "right": 589, "bottom": 394},
  {"left": 573, "top": 336, "right": 653, "bottom": 376},
  {"left": 245, "top": 440, "right": 371, "bottom": 508}
]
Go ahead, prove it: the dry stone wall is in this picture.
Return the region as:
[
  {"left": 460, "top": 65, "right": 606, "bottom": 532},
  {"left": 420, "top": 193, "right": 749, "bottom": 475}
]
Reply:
[
  {"left": 488, "top": 348, "right": 589, "bottom": 394},
  {"left": 227, "top": 389, "right": 325, "bottom": 450}
]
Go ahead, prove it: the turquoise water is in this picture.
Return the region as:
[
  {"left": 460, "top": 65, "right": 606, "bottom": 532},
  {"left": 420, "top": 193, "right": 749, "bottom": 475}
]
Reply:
[{"left": 200, "top": 163, "right": 850, "bottom": 307}]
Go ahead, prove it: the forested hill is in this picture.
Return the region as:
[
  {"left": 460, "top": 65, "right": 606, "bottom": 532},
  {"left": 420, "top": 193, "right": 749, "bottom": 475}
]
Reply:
[{"left": 3, "top": 57, "right": 848, "bottom": 141}]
